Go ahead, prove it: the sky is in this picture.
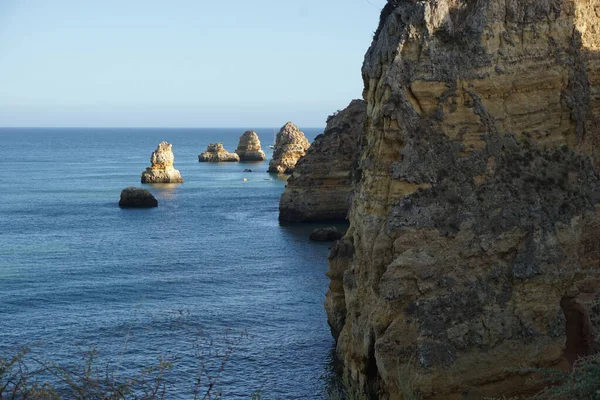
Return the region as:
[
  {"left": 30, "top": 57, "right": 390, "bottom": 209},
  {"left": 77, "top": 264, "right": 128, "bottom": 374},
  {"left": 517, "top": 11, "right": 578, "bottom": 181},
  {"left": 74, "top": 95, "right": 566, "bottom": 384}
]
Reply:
[{"left": 0, "top": 0, "right": 386, "bottom": 128}]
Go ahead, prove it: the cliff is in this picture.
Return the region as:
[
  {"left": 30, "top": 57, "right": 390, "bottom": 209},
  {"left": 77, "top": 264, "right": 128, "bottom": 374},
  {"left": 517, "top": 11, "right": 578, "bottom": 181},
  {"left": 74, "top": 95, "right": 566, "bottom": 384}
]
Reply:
[
  {"left": 235, "top": 130, "right": 266, "bottom": 161},
  {"left": 326, "top": 1, "right": 600, "bottom": 398},
  {"left": 141, "top": 141, "right": 184, "bottom": 183},
  {"left": 279, "top": 100, "right": 367, "bottom": 222},
  {"left": 198, "top": 143, "right": 240, "bottom": 162},
  {"left": 267, "top": 122, "right": 310, "bottom": 174}
]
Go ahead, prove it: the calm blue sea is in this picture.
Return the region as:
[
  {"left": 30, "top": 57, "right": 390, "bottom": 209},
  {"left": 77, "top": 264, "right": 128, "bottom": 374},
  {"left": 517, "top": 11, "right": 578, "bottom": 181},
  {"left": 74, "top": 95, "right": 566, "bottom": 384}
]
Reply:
[{"left": 0, "top": 127, "right": 341, "bottom": 399}]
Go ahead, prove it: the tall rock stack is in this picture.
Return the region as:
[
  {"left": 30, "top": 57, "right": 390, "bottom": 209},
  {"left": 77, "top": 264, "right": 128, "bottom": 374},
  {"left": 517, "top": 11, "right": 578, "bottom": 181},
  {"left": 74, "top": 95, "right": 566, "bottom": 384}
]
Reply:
[
  {"left": 141, "top": 141, "right": 184, "bottom": 183},
  {"left": 279, "top": 100, "right": 367, "bottom": 222},
  {"left": 267, "top": 122, "right": 310, "bottom": 174},
  {"left": 326, "top": 1, "right": 600, "bottom": 399},
  {"left": 235, "top": 130, "right": 266, "bottom": 161}
]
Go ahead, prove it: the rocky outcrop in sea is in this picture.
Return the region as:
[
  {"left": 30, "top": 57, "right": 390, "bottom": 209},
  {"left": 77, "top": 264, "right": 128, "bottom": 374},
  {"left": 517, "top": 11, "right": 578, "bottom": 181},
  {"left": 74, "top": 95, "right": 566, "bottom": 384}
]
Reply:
[
  {"left": 141, "top": 141, "right": 184, "bottom": 183},
  {"left": 279, "top": 100, "right": 366, "bottom": 222},
  {"left": 118, "top": 187, "right": 158, "bottom": 208},
  {"left": 267, "top": 122, "right": 310, "bottom": 174},
  {"left": 235, "top": 130, "right": 266, "bottom": 161},
  {"left": 198, "top": 143, "right": 240, "bottom": 162},
  {"left": 326, "top": 1, "right": 600, "bottom": 398}
]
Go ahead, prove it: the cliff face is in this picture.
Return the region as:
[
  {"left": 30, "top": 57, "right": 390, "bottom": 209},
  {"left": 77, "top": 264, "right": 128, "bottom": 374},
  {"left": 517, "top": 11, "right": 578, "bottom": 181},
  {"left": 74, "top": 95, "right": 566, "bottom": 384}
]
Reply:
[
  {"left": 235, "top": 130, "right": 267, "bottom": 161},
  {"left": 279, "top": 100, "right": 367, "bottom": 222},
  {"left": 141, "top": 142, "right": 184, "bottom": 183},
  {"left": 326, "top": 1, "right": 600, "bottom": 398},
  {"left": 267, "top": 122, "right": 310, "bottom": 174}
]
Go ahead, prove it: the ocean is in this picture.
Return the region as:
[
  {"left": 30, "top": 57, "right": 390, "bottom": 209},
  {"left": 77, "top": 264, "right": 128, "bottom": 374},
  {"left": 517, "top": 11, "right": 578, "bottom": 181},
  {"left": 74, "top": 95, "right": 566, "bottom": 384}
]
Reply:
[{"left": 0, "top": 127, "right": 341, "bottom": 399}]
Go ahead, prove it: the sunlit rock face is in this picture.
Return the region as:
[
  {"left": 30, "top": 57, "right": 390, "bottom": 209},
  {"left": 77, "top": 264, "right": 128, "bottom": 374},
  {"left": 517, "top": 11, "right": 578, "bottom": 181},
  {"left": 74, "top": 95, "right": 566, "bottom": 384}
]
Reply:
[
  {"left": 326, "top": 1, "right": 600, "bottom": 398},
  {"left": 279, "top": 100, "right": 367, "bottom": 222},
  {"left": 267, "top": 122, "right": 310, "bottom": 174},
  {"left": 141, "top": 141, "right": 184, "bottom": 183},
  {"left": 198, "top": 142, "right": 240, "bottom": 162},
  {"left": 235, "top": 130, "right": 266, "bottom": 161}
]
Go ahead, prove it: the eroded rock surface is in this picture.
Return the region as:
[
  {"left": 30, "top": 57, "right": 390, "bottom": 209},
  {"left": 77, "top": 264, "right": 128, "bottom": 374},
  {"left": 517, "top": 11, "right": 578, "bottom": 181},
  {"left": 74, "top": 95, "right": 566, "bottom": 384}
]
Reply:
[
  {"left": 235, "top": 130, "right": 266, "bottom": 161},
  {"left": 198, "top": 143, "right": 240, "bottom": 162},
  {"left": 309, "top": 227, "right": 344, "bottom": 242},
  {"left": 326, "top": 1, "right": 600, "bottom": 399},
  {"left": 119, "top": 187, "right": 158, "bottom": 208},
  {"left": 267, "top": 122, "right": 310, "bottom": 174},
  {"left": 279, "top": 100, "right": 367, "bottom": 222},
  {"left": 141, "top": 142, "right": 184, "bottom": 183}
]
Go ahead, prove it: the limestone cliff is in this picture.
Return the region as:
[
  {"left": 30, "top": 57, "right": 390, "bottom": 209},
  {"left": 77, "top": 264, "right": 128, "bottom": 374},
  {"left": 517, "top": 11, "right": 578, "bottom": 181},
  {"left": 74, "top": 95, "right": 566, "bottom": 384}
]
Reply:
[
  {"left": 235, "top": 130, "right": 266, "bottom": 161},
  {"left": 198, "top": 143, "right": 240, "bottom": 162},
  {"left": 267, "top": 122, "right": 310, "bottom": 174},
  {"left": 279, "top": 100, "right": 367, "bottom": 222},
  {"left": 141, "top": 141, "right": 184, "bottom": 183},
  {"left": 326, "top": 1, "right": 600, "bottom": 398}
]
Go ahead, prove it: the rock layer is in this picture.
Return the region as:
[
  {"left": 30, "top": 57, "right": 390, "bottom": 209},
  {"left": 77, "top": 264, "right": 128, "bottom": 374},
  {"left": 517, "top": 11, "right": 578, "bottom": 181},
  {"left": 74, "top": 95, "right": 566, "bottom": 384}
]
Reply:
[
  {"left": 267, "top": 122, "right": 310, "bottom": 174},
  {"left": 141, "top": 142, "right": 183, "bottom": 183},
  {"left": 279, "top": 100, "right": 367, "bottom": 222},
  {"left": 326, "top": 1, "right": 600, "bottom": 399},
  {"left": 119, "top": 187, "right": 158, "bottom": 208},
  {"left": 235, "top": 130, "right": 266, "bottom": 161},
  {"left": 198, "top": 143, "right": 240, "bottom": 162}
]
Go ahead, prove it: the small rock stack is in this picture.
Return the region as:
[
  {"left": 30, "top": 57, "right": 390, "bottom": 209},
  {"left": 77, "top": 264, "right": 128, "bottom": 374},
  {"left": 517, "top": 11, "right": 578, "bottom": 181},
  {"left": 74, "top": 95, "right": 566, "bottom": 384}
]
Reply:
[
  {"left": 198, "top": 143, "right": 240, "bottom": 162},
  {"left": 141, "top": 141, "right": 184, "bottom": 183}
]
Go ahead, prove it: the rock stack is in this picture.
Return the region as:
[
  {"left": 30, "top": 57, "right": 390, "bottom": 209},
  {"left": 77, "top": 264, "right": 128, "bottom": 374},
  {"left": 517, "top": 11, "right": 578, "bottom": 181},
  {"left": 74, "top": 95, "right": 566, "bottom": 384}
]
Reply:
[
  {"left": 198, "top": 143, "right": 240, "bottom": 162},
  {"left": 140, "top": 141, "right": 184, "bottom": 183},
  {"left": 279, "top": 100, "right": 366, "bottom": 222},
  {"left": 267, "top": 122, "right": 310, "bottom": 174},
  {"left": 325, "top": 1, "right": 600, "bottom": 399},
  {"left": 235, "top": 130, "right": 266, "bottom": 161},
  {"left": 118, "top": 187, "right": 158, "bottom": 208}
]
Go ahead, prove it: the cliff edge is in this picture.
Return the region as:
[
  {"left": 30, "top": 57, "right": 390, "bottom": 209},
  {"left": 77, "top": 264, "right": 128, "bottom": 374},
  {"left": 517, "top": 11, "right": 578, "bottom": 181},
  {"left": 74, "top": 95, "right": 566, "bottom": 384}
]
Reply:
[{"left": 279, "top": 100, "right": 367, "bottom": 222}]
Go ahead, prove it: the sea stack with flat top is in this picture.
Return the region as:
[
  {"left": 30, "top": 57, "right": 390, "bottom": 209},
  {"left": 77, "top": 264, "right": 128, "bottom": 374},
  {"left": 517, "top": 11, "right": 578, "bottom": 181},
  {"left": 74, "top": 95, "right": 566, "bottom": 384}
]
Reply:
[
  {"left": 140, "top": 141, "right": 184, "bottom": 183},
  {"left": 198, "top": 142, "right": 240, "bottom": 162},
  {"left": 267, "top": 122, "right": 310, "bottom": 174}
]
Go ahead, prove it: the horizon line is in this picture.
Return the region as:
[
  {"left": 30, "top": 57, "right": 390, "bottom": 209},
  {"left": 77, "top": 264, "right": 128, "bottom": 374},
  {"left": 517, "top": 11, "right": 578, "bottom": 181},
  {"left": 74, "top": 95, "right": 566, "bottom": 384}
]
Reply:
[{"left": 0, "top": 126, "right": 326, "bottom": 130}]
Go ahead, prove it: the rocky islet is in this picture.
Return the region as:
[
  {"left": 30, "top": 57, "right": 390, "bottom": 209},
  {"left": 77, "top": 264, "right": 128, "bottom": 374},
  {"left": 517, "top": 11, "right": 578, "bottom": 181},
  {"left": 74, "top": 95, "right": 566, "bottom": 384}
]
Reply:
[
  {"left": 140, "top": 141, "right": 184, "bottom": 183},
  {"left": 118, "top": 187, "right": 158, "bottom": 208},
  {"left": 235, "top": 130, "right": 267, "bottom": 161},
  {"left": 268, "top": 122, "right": 311, "bottom": 174},
  {"left": 198, "top": 142, "right": 240, "bottom": 162}
]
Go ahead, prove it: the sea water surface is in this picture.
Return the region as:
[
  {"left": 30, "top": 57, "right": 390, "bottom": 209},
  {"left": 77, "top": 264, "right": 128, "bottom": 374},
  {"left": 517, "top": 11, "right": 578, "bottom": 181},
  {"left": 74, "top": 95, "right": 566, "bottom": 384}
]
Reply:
[{"left": 0, "top": 128, "right": 340, "bottom": 399}]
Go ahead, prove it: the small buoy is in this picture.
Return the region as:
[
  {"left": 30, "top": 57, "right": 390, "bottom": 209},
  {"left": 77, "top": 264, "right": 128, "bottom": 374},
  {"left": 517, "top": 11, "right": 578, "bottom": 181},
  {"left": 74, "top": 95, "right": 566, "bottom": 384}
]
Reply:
[
  {"left": 264, "top": 178, "right": 272, "bottom": 181},
  {"left": 243, "top": 178, "right": 248, "bottom": 182}
]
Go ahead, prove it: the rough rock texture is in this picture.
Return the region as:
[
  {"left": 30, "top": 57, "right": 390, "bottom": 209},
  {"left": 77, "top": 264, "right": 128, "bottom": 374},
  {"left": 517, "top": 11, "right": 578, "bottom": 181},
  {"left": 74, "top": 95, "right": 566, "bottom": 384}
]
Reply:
[
  {"left": 118, "top": 187, "right": 158, "bottom": 208},
  {"left": 309, "top": 227, "right": 344, "bottom": 242},
  {"left": 326, "top": 1, "right": 600, "bottom": 399},
  {"left": 267, "top": 122, "right": 310, "bottom": 174},
  {"left": 141, "top": 142, "right": 184, "bottom": 183},
  {"left": 235, "top": 130, "right": 266, "bottom": 161},
  {"left": 198, "top": 143, "right": 240, "bottom": 162},
  {"left": 279, "top": 100, "right": 367, "bottom": 222}
]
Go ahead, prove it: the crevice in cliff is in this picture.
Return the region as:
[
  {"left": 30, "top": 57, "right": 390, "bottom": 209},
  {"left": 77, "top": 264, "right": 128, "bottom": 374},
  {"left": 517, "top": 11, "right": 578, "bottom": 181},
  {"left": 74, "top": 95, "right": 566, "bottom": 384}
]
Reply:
[{"left": 560, "top": 296, "right": 599, "bottom": 367}]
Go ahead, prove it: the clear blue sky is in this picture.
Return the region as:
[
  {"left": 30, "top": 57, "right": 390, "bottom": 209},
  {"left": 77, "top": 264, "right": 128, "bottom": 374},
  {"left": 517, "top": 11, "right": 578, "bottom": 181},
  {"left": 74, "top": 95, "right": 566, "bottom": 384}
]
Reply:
[{"left": 0, "top": 0, "right": 385, "bottom": 128}]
